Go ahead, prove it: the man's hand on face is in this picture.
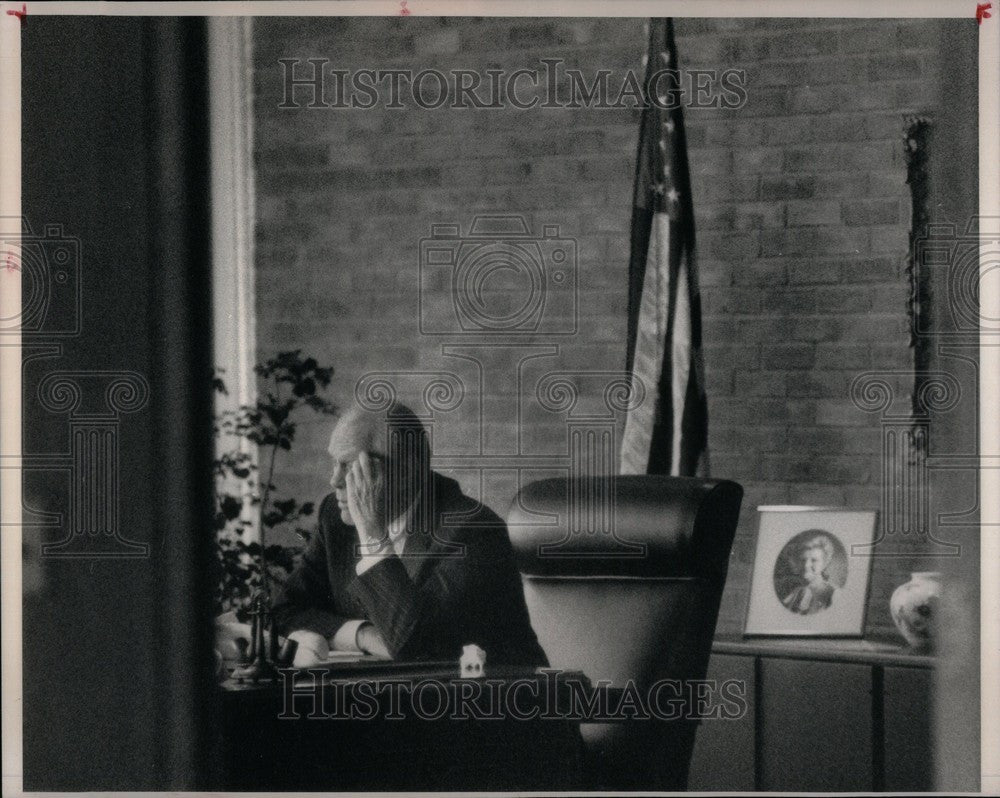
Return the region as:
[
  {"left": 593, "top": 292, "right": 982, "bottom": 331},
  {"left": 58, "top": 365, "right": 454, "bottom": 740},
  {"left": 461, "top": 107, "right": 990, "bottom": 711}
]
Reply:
[{"left": 346, "top": 451, "right": 388, "bottom": 554}]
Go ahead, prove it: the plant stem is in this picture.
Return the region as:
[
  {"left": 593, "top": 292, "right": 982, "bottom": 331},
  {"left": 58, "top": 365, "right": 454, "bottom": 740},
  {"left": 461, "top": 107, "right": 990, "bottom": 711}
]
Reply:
[{"left": 257, "top": 375, "right": 281, "bottom": 599}]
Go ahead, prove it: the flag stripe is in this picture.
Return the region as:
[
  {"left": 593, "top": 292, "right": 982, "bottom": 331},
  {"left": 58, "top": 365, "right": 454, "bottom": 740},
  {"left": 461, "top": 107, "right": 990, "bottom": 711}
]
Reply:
[
  {"left": 621, "top": 212, "right": 671, "bottom": 474},
  {"left": 670, "top": 254, "right": 691, "bottom": 473}
]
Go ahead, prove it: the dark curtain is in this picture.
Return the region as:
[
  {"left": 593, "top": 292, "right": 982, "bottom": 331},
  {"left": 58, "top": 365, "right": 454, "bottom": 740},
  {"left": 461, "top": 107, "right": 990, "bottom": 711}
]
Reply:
[{"left": 22, "top": 17, "right": 217, "bottom": 789}]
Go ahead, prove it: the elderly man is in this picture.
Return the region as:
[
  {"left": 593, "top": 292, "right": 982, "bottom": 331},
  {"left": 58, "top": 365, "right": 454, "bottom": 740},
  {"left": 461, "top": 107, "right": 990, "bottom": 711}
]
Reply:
[{"left": 271, "top": 401, "right": 547, "bottom": 666}]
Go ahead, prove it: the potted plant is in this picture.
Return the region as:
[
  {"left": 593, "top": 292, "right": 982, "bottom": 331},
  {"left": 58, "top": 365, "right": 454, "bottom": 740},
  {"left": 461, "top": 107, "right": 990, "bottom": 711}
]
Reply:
[{"left": 213, "top": 350, "right": 337, "bottom": 622}]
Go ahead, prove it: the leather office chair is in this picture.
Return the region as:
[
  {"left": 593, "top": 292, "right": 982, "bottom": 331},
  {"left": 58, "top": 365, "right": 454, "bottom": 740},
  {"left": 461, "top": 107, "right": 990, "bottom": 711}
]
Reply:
[{"left": 507, "top": 475, "right": 743, "bottom": 791}]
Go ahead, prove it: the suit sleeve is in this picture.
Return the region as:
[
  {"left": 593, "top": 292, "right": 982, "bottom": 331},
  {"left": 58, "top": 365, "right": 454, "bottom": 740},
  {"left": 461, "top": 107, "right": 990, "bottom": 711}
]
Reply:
[
  {"left": 270, "top": 496, "right": 353, "bottom": 639},
  {"left": 345, "top": 531, "right": 488, "bottom": 661}
]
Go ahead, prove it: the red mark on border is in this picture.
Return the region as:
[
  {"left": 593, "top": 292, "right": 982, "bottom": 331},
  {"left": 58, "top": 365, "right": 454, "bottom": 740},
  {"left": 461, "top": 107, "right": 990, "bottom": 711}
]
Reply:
[
  {"left": 6, "top": 3, "right": 26, "bottom": 24},
  {"left": 4, "top": 253, "right": 19, "bottom": 274},
  {"left": 399, "top": 1, "right": 410, "bottom": 15},
  {"left": 978, "top": 2, "right": 992, "bottom": 24}
]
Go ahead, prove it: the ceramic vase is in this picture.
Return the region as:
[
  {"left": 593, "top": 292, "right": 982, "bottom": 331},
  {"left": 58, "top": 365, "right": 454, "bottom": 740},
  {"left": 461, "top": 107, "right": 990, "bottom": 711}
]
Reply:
[{"left": 889, "top": 571, "right": 941, "bottom": 650}]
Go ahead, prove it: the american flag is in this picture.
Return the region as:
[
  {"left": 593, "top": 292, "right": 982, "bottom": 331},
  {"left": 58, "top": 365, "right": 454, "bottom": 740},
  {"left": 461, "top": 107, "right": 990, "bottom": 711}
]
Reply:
[{"left": 620, "top": 18, "right": 709, "bottom": 477}]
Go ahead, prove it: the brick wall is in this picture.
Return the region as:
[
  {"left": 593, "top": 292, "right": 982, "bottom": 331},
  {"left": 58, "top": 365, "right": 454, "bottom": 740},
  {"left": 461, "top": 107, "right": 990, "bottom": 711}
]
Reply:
[{"left": 253, "top": 17, "right": 956, "bottom": 638}]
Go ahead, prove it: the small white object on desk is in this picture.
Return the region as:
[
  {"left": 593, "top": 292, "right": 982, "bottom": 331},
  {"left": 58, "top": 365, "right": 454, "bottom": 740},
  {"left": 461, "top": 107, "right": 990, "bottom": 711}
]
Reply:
[{"left": 460, "top": 644, "right": 486, "bottom": 678}]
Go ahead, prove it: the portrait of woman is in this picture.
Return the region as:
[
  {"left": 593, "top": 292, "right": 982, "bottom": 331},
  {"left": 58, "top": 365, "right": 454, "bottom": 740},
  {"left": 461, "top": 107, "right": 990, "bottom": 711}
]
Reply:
[{"left": 773, "top": 530, "right": 848, "bottom": 616}]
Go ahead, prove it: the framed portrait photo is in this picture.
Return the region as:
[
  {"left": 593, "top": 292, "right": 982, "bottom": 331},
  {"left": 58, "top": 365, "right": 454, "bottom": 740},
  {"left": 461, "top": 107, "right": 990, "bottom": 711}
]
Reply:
[{"left": 743, "top": 507, "right": 878, "bottom": 637}]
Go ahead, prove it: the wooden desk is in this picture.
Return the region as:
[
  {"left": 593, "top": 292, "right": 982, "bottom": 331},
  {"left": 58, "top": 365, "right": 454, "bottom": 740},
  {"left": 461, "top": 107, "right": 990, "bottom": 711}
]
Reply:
[
  {"left": 217, "top": 663, "right": 584, "bottom": 791},
  {"left": 688, "top": 637, "right": 935, "bottom": 792}
]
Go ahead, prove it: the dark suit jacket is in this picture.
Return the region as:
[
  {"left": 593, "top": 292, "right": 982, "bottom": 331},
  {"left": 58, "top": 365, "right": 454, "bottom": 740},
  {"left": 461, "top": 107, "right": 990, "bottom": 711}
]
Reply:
[{"left": 271, "top": 472, "right": 547, "bottom": 666}]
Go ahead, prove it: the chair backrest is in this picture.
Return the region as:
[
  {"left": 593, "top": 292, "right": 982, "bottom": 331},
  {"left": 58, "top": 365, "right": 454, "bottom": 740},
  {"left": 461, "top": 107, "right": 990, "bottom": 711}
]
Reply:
[{"left": 507, "top": 475, "right": 743, "bottom": 790}]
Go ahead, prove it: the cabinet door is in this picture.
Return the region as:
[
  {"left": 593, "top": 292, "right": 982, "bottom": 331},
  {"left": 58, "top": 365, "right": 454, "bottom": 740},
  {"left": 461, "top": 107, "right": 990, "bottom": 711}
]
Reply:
[
  {"left": 759, "top": 658, "right": 873, "bottom": 791},
  {"left": 687, "top": 654, "right": 756, "bottom": 791},
  {"left": 883, "top": 666, "right": 933, "bottom": 791}
]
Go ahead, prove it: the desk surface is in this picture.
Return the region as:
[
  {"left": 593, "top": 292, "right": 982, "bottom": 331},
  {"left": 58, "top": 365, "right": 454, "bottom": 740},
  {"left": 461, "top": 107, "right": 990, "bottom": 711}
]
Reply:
[
  {"left": 220, "top": 658, "right": 463, "bottom": 690},
  {"left": 713, "top": 635, "right": 935, "bottom": 667}
]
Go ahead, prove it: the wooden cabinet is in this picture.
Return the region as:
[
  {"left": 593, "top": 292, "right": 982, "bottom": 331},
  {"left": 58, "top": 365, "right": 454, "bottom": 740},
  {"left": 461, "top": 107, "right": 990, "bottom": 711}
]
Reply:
[
  {"left": 688, "top": 639, "right": 934, "bottom": 792},
  {"left": 883, "top": 665, "right": 933, "bottom": 791},
  {"left": 759, "top": 658, "right": 873, "bottom": 791},
  {"left": 687, "top": 653, "right": 756, "bottom": 791}
]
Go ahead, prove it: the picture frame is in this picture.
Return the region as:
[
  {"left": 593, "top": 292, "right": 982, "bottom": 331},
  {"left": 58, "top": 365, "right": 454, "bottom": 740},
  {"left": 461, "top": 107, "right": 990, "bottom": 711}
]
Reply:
[{"left": 743, "top": 506, "right": 878, "bottom": 637}]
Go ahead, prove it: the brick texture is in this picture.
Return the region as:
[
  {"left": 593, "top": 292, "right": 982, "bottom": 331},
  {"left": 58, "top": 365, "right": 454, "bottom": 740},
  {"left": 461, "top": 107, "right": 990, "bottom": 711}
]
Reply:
[{"left": 253, "top": 17, "right": 948, "bottom": 640}]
